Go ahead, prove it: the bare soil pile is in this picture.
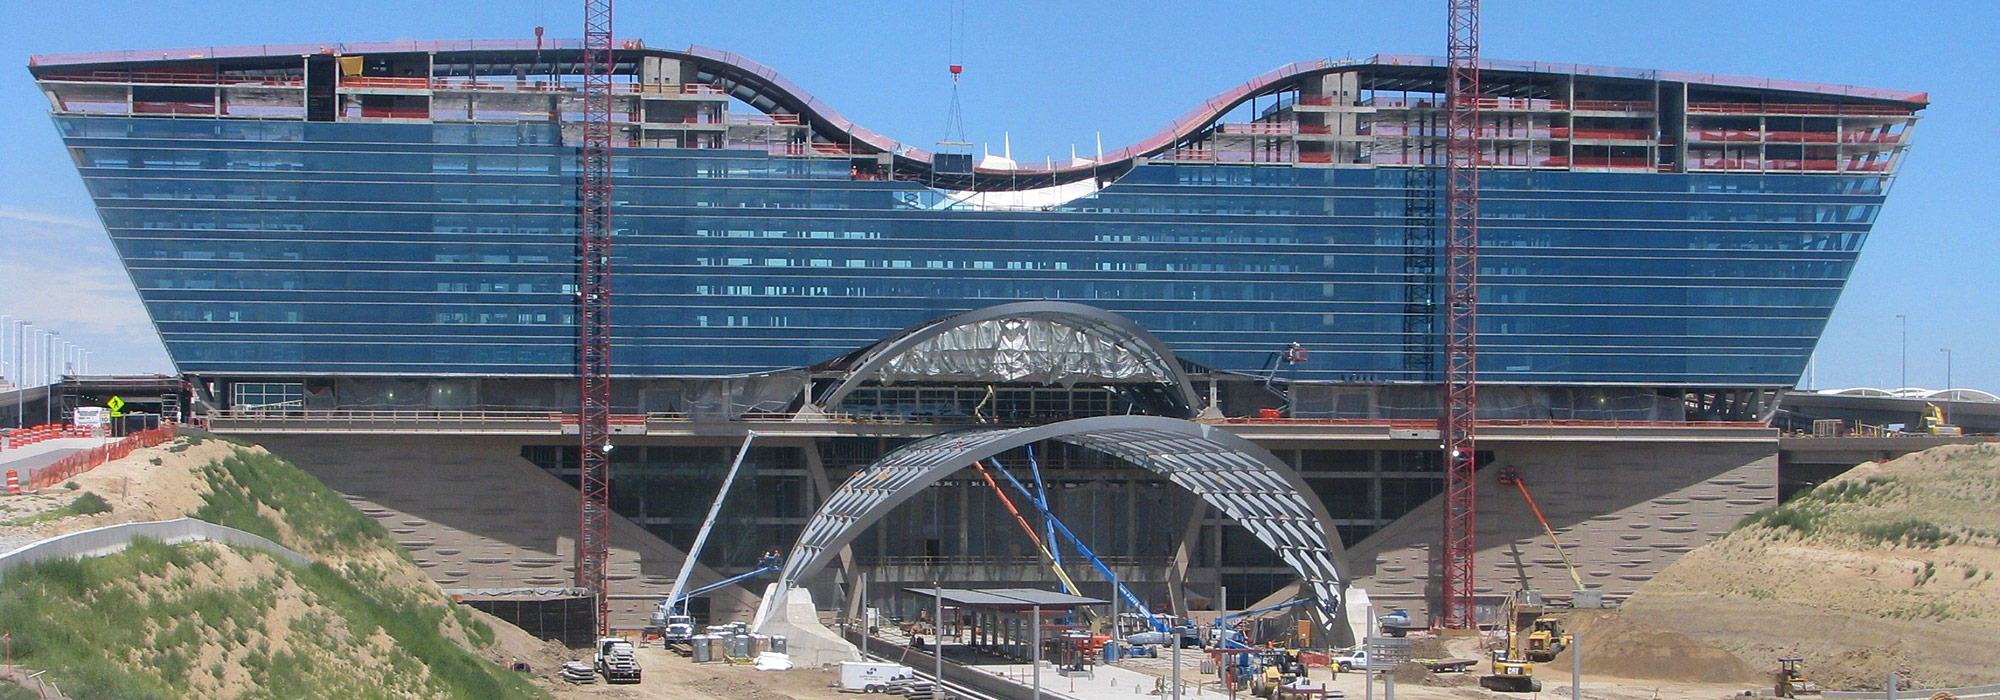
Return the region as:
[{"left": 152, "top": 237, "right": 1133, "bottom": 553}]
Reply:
[
  {"left": 1621, "top": 443, "right": 2000, "bottom": 690},
  {"left": 1548, "top": 611, "right": 1760, "bottom": 684}
]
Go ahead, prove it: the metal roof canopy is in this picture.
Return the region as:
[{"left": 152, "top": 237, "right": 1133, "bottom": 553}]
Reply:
[
  {"left": 906, "top": 587, "right": 1109, "bottom": 611},
  {"left": 753, "top": 415, "right": 1350, "bottom": 638},
  {"left": 813, "top": 301, "right": 1203, "bottom": 417}
]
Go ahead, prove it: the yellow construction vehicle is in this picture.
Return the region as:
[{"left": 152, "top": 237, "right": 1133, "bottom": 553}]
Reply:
[
  {"left": 1524, "top": 618, "right": 1570, "bottom": 662},
  {"left": 1776, "top": 657, "right": 1820, "bottom": 698},
  {"left": 1480, "top": 590, "right": 1544, "bottom": 693},
  {"left": 1923, "top": 403, "right": 1963, "bottom": 436}
]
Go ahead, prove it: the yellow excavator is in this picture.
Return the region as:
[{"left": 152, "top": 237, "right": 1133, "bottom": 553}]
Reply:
[
  {"left": 1480, "top": 590, "right": 1544, "bottom": 693},
  {"left": 1923, "top": 403, "right": 1963, "bottom": 436}
]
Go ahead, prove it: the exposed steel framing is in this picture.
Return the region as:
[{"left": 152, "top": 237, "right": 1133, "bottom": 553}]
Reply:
[
  {"left": 1440, "top": 0, "right": 1481, "bottom": 631},
  {"left": 576, "top": 0, "right": 615, "bottom": 635}
]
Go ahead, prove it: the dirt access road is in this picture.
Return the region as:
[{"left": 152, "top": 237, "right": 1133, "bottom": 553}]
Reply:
[{"left": 546, "top": 645, "right": 853, "bottom": 700}]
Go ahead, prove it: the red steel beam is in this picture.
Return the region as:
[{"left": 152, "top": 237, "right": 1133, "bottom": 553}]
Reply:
[
  {"left": 1440, "top": 0, "right": 1481, "bottom": 631},
  {"left": 577, "top": 0, "right": 615, "bottom": 635}
]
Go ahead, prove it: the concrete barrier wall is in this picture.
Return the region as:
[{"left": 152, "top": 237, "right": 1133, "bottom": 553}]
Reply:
[
  {"left": 1825, "top": 684, "right": 2000, "bottom": 700},
  {"left": 0, "top": 518, "right": 309, "bottom": 577}
]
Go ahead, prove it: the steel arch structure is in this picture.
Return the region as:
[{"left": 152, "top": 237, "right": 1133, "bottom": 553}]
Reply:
[
  {"left": 758, "top": 415, "right": 1349, "bottom": 631},
  {"left": 814, "top": 301, "right": 1204, "bottom": 416}
]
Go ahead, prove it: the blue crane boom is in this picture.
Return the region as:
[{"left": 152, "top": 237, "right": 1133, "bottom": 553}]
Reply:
[
  {"left": 654, "top": 554, "right": 782, "bottom": 621},
  {"left": 988, "top": 454, "right": 1170, "bottom": 634}
]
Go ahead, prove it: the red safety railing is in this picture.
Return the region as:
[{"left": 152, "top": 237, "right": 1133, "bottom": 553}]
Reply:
[
  {"left": 1688, "top": 129, "right": 1844, "bottom": 143},
  {"left": 25, "top": 424, "right": 177, "bottom": 489},
  {"left": 1154, "top": 149, "right": 1216, "bottom": 162},
  {"left": 1555, "top": 127, "right": 1654, "bottom": 140},
  {"left": 1568, "top": 100, "right": 1654, "bottom": 113},
  {"left": 1571, "top": 156, "right": 1654, "bottom": 169},
  {"left": 1688, "top": 102, "right": 1915, "bottom": 117},
  {"left": 1295, "top": 95, "right": 1335, "bottom": 106},
  {"left": 131, "top": 102, "right": 217, "bottom": 116},
  {"left": 1843, "top": 131, "right": 1905, "bottom": 144},
  {"left": 1218, "top": 122, "right": 1298, "bottom": 135},
  {"left": 337, "top": 75, "right": 432, "bottom": 90},
  {"left": 1688, "top": 157, "right": 1866, "bottom": 172},
  {"left": 1296, "top": 151, "right": 1335, "bottom": 163},
  {"left": 348, "top": 106, "right": 431, "bottom": 119},
  {"left": 1219, "top": 417, "right": 1766, "bottom": 429},
  {"left": 40, "top": 70, "right": 305, "bottom": 87}
]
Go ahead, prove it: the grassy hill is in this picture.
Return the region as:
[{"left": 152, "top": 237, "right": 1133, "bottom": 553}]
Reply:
[
  {"left": 0, "top": 434, "right": 548, "bottom": 700},
  {"left": 1620, "top": 442, "right": 2000, "bottom": 690}
]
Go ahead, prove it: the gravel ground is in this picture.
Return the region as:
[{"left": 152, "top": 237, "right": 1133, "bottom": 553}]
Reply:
[{"left": 0, "top": 534, "right": 38, "bottom": 553}]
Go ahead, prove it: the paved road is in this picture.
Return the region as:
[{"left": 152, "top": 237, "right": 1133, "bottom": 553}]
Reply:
[{"left": 0, "top": 438, "right": 104, "bottom": 481}]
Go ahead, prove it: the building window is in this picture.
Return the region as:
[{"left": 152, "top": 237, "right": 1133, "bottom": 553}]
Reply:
[{"left": 233, "top": 382, "right": 304, "bottom": 413}]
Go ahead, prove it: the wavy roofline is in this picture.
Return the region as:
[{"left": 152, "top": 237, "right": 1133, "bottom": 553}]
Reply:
[{"left": 28, "top": 40, "right": 1928, "bottom": 188}]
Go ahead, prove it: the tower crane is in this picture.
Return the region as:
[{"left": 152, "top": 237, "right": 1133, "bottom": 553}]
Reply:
[
  {"left": 575, "top": 0, "right": 616, "bottom": 634},
  {"left": 1439, "top": 0, "right": 1482, "bottom": 631}
]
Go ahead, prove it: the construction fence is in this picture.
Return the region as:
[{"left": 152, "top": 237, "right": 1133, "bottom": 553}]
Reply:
[{"left": 25, "top": 424, "right": 176, "bottom": 489}]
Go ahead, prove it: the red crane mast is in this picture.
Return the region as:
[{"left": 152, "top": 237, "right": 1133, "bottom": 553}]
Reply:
[
  {"left": 1440, "top": 0, "right": 1481, "bottom": 630},
  {"left": 576, "top": 0, "right": 615, "bottom": 635}
]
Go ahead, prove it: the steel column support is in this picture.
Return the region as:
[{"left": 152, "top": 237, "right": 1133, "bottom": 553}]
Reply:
[
  {"left": 576, "top": 0, "right": 616, "bottom": 635},
  {"left": 1440, "top": 0, "right": 1481, "bottom": 630}
]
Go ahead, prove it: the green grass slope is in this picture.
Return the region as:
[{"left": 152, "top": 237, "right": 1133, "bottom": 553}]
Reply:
[{"left": 0, "top": 434, "right": 545, "bottom": 700}]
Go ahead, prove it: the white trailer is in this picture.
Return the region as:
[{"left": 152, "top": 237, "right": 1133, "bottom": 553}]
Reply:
[{"left": 839, "top": 661, "right": 913, "bottom": 692}]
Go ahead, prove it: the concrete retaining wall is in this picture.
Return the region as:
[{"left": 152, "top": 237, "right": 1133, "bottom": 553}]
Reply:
[
  {"left": 1825, "top": 685, "right": 2000, "bottom": 700},
  {"left": 0, "top": 517, "right": 309, "bottom": 577}
]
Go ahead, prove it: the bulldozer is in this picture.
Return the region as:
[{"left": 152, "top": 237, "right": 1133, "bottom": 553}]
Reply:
[
  {"left": 1776, "top": 657, "right": 1821, "bottom": 698},
  {"left": 1480, "top": 590, "right": 1545, "bottom": 693},
  {"left": 1524, "top": 618, "right": 1571, "bottom": 662}
]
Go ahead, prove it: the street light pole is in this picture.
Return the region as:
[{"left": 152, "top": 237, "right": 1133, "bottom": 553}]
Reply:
[
  {"left": 12, "top": 322, "right": 28, "bottom": 428},
  {"left": 1897, "top": 314, "right": 1907, "bottom": 391},
  {"left": 0, "top": 315, "right": 10, "bottom": 388},
  {"left": 44, "top": 333, "right": 59, "bottom": 425}
]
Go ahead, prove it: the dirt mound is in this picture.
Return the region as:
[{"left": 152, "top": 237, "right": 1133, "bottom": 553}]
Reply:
[
  {"left": 1622, "top": 443, "right": 2000, "bottom": 690},
  {"left": 1389, "top": 661, "right": 1438, "bottom": 685},
  {"left": 1550, "top": 611, "right": 1760, "bottom": 684},
  {"left": 1408, "top": 636, "right": 1452, "bottom": 658}
]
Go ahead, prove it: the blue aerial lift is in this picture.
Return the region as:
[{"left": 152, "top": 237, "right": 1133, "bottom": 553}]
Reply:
[
  {"left": 651, "top": 554, "right": 783, "bottom": 640},
  {"left": 648, "top": 432, "right": 779, "bottom": 641},
  {"left": 988, "top": 451, "right": 1199, "bottom": 647}
]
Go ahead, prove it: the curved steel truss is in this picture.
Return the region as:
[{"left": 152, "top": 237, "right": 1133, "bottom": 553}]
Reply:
[
  {"left": 815, "top": 301, "right": 1204, "bottom": 416},
  {"left": 761, "top": 415, "right": 1348, "bottom": 628}
]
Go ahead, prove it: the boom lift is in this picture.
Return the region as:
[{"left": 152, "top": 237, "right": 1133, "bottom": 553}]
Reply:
[
  {"left": 987, "top": 454, "right": 1186, "bottom": 643},
  {"left": 651, "top": 432, "right": 766, "bottom": 639},
  {"left": 970, "top": 460, "right": 1083, "bottom": 595},
  {"left": 1496, "top": 467, "right": 1577, "bottom": 661},
  {"left": 651, "top": 554, "right": 784, "bottom": 639}
]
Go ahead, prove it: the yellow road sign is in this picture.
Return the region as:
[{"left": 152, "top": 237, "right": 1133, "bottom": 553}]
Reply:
[{"left": 106, "top": 396, "right": 125, "bottom": 417}]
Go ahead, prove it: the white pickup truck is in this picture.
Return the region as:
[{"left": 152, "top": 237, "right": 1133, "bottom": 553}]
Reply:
[
  {"left": 594, "top": 637, "right": 642, "bottom": 684},
  {"left": 1332, "top": 649, "right": 1368, "bottom": 673}
]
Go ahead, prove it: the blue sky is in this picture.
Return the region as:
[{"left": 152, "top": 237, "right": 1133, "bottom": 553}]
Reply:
[{"left": 1, "top": 1, "right": 1992, "bottom": 391}]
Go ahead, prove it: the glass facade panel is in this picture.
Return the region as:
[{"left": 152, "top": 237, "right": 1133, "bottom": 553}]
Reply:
[{"left": 61, "top": 115, "right": 1887, "bottom": 387}]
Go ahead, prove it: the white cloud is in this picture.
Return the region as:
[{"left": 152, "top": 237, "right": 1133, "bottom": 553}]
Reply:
[
  {"left": 0, "top": 207, "right": 172, "bottom": 376},
  {"left": 0, "top": 206, "right": 100, "bottom": 230}
]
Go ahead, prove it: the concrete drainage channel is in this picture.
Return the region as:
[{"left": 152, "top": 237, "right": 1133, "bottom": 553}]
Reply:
[{"left": 847, "top": 630, "right": 1037, "bottom": 700}]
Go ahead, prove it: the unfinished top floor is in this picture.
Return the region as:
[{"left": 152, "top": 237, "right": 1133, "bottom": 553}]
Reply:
[{"left": 29, "top": 40, "right": 1928, "bottom": 189}]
